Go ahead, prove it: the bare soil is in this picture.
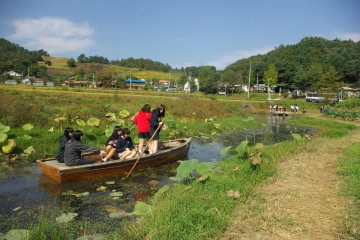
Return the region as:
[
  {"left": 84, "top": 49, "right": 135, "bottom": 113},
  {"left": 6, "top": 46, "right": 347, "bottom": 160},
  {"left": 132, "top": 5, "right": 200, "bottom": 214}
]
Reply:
[{"left": 222, "top": 113, "right": 360, "bottom": 240}]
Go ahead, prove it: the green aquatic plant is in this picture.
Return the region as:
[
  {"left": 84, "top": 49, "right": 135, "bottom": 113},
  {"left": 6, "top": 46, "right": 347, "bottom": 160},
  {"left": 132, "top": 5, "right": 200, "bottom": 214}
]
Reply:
[
  {"left": 87, "top": 117, "right": 100, "bottom": 127},
  {"left": 54, "top": 115, "right": 67, "bottom": 132},
  {"left": 2, "top": 139, "right": 16, "bottom": 154}
]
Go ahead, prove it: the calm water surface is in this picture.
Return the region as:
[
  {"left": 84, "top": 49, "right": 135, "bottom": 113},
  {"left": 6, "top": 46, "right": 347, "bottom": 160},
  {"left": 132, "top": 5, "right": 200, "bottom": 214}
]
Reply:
[{"left": 0, "top": 114, "right": 316, "bottom": 232}]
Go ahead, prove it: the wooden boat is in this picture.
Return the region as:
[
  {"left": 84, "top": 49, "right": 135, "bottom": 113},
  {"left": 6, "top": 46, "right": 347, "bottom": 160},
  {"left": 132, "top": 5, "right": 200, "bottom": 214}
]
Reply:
[{"left": 37, "top": 138, "right": 191, "bottom": 182}]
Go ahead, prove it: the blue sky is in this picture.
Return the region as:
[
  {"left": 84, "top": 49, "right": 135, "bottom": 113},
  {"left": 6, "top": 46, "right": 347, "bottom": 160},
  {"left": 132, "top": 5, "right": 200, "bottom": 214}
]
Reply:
[{"left": 0, "top": 0, "right": 359, "bottom": 70}]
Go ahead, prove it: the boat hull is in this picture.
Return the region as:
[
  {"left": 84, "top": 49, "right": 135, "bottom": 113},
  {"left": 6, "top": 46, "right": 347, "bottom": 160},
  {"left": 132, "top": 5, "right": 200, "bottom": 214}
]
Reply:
[{"left": 37, "top": 138, "right": 191, "bottom": 182}]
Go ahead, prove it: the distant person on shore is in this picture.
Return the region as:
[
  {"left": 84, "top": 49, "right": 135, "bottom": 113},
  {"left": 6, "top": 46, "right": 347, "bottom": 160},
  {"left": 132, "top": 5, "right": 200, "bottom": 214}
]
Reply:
[
  {"left": 116, "top": 128, "right": 137, "bottom": 159},
  {"left": 55, "top": 127, "right": 74, "bottom": 163},
  {"left": 149, "top": 104, "right": 167, "bottom": 154},
  {"left": 64, "top": 130, "right": 105, "bottom": 166},
  {"left": 134, "top": 104, "right": 152, "bottom": 156},
  {"left": 102, "top": 126, "right": 122, "bottom": 162},
  {"left": 302, "top": 108, "right": 306, "bottom": 113}
]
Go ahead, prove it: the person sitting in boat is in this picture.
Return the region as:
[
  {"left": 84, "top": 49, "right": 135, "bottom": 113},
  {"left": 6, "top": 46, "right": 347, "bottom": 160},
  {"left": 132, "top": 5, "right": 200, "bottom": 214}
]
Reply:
[
  {"left": 102, "top": 126, "right": 122, "bottom": 162},
  {"left": 149, "top": 104, "right": 167, "bottom": 154},
  {"left": 64, "top": 130, "right": 105, "bottom": 166},
  {"left": 134, "top": 104, "right": 152, "bottom": 156},
  {"left": 116, "top": 128, "right": 137, "bottom": 160},
  {"left": 55, "top": 127, "right": 74, "bottom": 163}
]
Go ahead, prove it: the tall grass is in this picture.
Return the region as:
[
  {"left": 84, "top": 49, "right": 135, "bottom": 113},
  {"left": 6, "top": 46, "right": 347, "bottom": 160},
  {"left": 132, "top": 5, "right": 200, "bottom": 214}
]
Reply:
[{"left": 337, "top": 143, "right": 360, "bottom": 238}]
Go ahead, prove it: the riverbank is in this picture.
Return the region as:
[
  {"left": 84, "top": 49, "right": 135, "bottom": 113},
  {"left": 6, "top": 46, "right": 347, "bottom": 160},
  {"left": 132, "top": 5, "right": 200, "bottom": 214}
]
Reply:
[{"left": 222, "top": 113, "right": 360, "bottom": 239}]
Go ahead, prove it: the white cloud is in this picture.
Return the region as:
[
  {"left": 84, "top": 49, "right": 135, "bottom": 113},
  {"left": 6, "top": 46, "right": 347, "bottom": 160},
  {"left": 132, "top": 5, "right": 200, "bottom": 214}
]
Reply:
[
  {"left": 208, "top": 47, "right": 273, "bottom": 70},
  {"left": 8, "top": 17, "right": 95, "bottom": 54},
  {"left": 336, "top": 32, "right": 360, "bottom": 42}
]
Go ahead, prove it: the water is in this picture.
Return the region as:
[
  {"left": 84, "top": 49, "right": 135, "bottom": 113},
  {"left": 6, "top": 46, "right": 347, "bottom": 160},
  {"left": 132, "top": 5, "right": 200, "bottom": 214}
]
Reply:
[{"left": 0, "top": 114, "right": 316, "bottom": 233}]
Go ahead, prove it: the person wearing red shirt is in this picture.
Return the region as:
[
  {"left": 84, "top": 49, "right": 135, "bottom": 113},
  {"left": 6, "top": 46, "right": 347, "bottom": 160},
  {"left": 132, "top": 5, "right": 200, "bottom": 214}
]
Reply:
[{"left": 134, "top": 104, "right": 152, "bottom": 155}]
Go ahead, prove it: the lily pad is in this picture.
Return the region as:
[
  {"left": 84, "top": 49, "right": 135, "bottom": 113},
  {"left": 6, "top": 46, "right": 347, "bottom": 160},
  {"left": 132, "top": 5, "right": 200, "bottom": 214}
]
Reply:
[
  {"left": 235, "top": 140, "right": 249, "bottom": 155},
  {"left": 180, "top": 118, "right": 187, "bottom": 123},
  {"left": 105, "top": 112, "right": 116, "bottom": 119},
  {"left": 13, "top": 206, "right": 21, "bottom": 211},
  {"left": 250, "top": 154, "right": 262, "bottom": 165},
  {"left": 62, "top": 190, "right": 74, "bottom": 196},
  {"left": 1, "top": 229, "right": 29, "bottom": 240},
  {"left": 110, "top": 192, "right": 123, "bottom": 197},
  {"left": 54, "top": 116, "right": 66, "bottom": 123},
  {"left": 196, "top": 162, "right": 212, "bottom": 175},
  {"left": 96, "top": 186, "right": 107, "bottom": 191},
  {"left": 254, "top": 143, "right": 264, "bottom": 152},
  {"left": 0, "top": 123, "right": 10, "bottom": 133},
  {"left": 196, "top": 174, "right": 209, "bottom": 182},
  {"left": 119, "top": 110, "right": 130, "bottom": 118},
  {"left": 22, "top": 124, "right": 34, "bottom": 131},
  {"left": 106, "top": 181, "right": 115, "bottom": 185},
  {"left": 132, "top": 202, "right": 154, "bottom": 215},
  {"left": 2, "top": 139, "right": 16, "bottom": 153},
  {"left": 56, "top": 212, "right": 78, "bottom": 223},
  {"left": 76, "top": 119, "right": 86, "bottom": 126},
  {"left": 87, "top": 118, "right": 100, "bottom": 127},
  {"left": 220, "top": 146, "right": 231, "bottom": 157},
  {"left": 22, "top": 134, "right": 32, "bottom": 141},
  {"left": 81, "top": 192, "right": 90, "bottom": 196},
  {"left": 24, "top": 146, "right": 36, "bottom": 154},
  {"left": 153, "top": 184, "right": 170, "bottom": 199},
  {"left": 176, "top": 159, "right": 199, "bottom": 179},
  {"left": 0, "top": 133, "right": 8, "bottom": 142},
  {"left": 291, "top": 134, "right": 302, "bottom": 140}
]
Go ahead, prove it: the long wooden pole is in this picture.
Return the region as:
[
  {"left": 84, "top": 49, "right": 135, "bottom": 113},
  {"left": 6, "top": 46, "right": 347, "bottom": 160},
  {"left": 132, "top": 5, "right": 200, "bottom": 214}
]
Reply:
[{"left": 125, "top": 118, "right": 166, "bottom": 178}]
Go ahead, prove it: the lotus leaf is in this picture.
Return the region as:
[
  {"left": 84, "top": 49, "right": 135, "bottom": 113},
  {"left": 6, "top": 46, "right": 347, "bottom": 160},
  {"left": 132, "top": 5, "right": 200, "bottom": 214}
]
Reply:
[
  {"left": 87, "top": 118, "right": 100, "bottom": 127},
  {"left": 196, "top": 162, "right": 212, "bottom": 175},
  {"left": 62, "top": 190, "right": 74, "bottom": 195},
  {"left": 110, "top": 192, "right": 123, "bottom": 197},
  {"left": 2, "top": 229, "right": 29, "bottom": 240},
  {"left": 250, "top": 154, "right": 262, "bottom": 165},
  {"left": 105, "top": 112, "right": 116, "bottom": 119},
  {"left": 154, "top": 184, "right": 170, "bottom": 199},
  {"left": 54, "top": 116, "right": 66, "bottom": 123},
  {"left": 22, "top": 134, "right": 32, "bottom": 141},
  {"left": 76, "top": 119, "right": 86, "bottom": 126},
  {"left": 119, "top": 110, "right": 130, "bottom": 118},
  {"left": 22, "top": 124, "right": 34, "bottom": 131},
  {"left": 0, "top": 133, "right": 8, "bottom": 142},
  {"left": 291, "top": 134, "right": 302, "bottom": 140},
  {"left": 176, "top": 159, "right": 199, "bottom": 179},
  {"left": 0, "top": 123, "right": 10, "bottom": 133},
  {"left": 106, "top": 181, "right": 115, "bottom": 185},
  {"left": 260, "top": 123, "right": 267, "bottom": 127},
  {"left": 247, "top": 116, "right": 254, "bottom": 121},
  {"left": 56, "top": 212, "right": 78, "bottom": 223},
  {"left": 81, "top": 192, "right": 89, "bottom": 196},
  {"left": 133, "top": 136, "right": 139, "bottom": 144},
  {"left": 220, "top": 146, "right": 231, "bottom": 157},
  {"left": 48, "top": 127, "right": 54, "bottom": 132},
  {"left": 211, "top": 131, "right": 217, "bottom": 136},
  {"left": 24, "top": 146, "right": 36, "bottom": 154},
  {"left": 235, "top": 141, "right": 249, "bottom": 155},
  {"left": 254, "top": 143, "right": 264, "bottom": 152},
  {"left": 196, "top": 174, "right": 209, "bottom": 182},
  {"left": 97, "top": 186, "right": 107, "bottom": 191},
  {"left": 2, "top": 139, "right": 16, "bottom": 153},
  {"left": 133, "top": 202, "right": 154, "bottom": 215},
  {"left": 180, "top": 118, "right": 187, "bottom": 123},
  {"left": 109, "top": 212, "right": 128, "bottom": 219},
  {"left": 213, "top": 123, "right": 221, "bottom": 129},
  {"left": 115, "top": 118, "right": 125, "bottom": 125}
]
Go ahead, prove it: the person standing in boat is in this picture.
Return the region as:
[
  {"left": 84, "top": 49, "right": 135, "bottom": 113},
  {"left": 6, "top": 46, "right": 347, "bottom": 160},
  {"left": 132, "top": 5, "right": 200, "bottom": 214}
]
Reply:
[
  {"left": 102, "top": 126, "right": 122, "bottom": 162},
  {"left": 64, "top": 130, "right": 105, "bottom": 166},
  {"left": 116, "top": 128, "right": 137, "bottom": 159},
  {"left": 134, "top": 104, "right": 152, "bottom": 156},
  {"left": 55, "top": 127, "right": 74, "bottom": 163},
  {"left": 149, "top": 104, "right": 167, "bottom": 154}
]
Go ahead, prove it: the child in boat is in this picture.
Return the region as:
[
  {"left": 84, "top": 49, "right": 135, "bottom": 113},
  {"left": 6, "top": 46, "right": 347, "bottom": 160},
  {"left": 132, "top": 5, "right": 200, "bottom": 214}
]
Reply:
[
  {"left": 64, "top": 130, "right": 105, "bottom": 166},
  {"left": 116, "top": 128, "right": 137, "bottom": 159},
  {"left": 134, "top": 104, "right": 152, "bottom": 156},
  {"left": 102, "top": 126, "right": 122, "bottom": 162},
  {"left": 149, "top": 104, "right": 167, "bottom": 154},
  {"left": 55, "top": 127, "right": 74, "bottom": 163}
]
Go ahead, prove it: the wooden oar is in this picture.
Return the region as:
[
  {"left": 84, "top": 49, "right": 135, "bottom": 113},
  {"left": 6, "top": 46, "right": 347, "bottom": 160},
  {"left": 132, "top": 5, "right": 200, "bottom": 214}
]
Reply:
[{"left": 125, "top": 118, "right": 166, "bottom": 178}]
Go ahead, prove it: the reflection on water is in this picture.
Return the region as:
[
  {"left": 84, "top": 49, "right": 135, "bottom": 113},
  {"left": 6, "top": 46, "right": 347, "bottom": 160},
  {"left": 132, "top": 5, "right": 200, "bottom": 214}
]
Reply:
[{"left": 0, "top": 114, "right": 317, "bottom": 232}]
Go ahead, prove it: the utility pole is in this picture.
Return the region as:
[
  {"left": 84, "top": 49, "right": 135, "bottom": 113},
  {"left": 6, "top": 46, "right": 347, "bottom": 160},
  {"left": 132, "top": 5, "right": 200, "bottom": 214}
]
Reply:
[
  {"left": 256, "top": 74, "right": 258, "bottom": 92},
  {"left": 248, "top": 62, "right": 251, "bottom": 99},
  {"left": 130, "top": 75, "right": 132, "bottom": 90}
]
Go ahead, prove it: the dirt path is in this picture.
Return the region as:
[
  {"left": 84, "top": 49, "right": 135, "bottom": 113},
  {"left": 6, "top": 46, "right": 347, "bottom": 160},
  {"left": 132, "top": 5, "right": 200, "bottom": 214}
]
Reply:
[{"left": 222, "top": 114, "right": 360, "bottom": 240}]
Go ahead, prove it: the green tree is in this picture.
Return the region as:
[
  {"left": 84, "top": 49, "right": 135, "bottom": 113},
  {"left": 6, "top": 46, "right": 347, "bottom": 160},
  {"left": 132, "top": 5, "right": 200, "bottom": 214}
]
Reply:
[
  {"left": 307, "top": 63, "right": 323, "bottom": 91},
  {"left": 77, "top": 54, "right": 87, "bottom": 63},
  {"left": 67, "top": 58, "right": 76, "bottom": 67},
  {"left": 293, "top": 67, "right": 308, "bottom": 90},
  {"left": 178, "top": 74, "right": 188, "bottom": 86},
  {"left": 263, "top": 64, "right": 278, "bottom": 87},
  {"left": 198, "top": 66, "right": 216, "bottom": 94},
  {"left": 317, "top": 66, "right": 342, "bottom": 93}
]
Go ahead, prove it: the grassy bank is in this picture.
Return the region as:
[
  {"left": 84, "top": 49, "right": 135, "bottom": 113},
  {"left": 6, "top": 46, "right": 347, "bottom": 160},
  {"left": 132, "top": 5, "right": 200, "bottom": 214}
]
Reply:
[{"left": 337, "top": 143, "right": 360, "bottom": 238}]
